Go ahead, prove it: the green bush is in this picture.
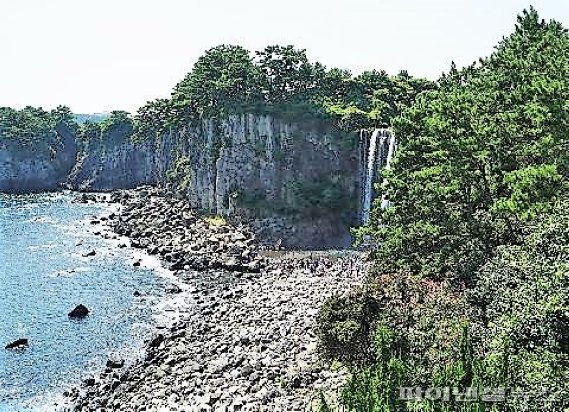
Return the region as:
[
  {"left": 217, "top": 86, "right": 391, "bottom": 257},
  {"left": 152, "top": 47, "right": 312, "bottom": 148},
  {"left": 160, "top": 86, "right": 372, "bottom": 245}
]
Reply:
[
  {"left": 359, "top": 8, "right": 569, "bottom": 281},
  {"left": 316, "top": 290, "right": 381, "bottom": 367},
  {"left": 0, "top": 105, "right": 76, "bottom": 143}
]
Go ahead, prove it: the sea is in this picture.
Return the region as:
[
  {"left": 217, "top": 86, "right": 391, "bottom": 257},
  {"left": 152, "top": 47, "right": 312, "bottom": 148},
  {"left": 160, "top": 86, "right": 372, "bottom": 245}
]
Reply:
[{"left": 0, "top": 193, "right": 171, "bottom": 411}]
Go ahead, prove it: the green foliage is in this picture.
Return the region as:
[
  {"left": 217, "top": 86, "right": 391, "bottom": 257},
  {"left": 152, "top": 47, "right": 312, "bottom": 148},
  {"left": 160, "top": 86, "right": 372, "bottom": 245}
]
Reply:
[
  {"left": 316, "top": 290, "right": 381, "bottom": 367},
  {"left": 316, "top": 391, "right": 333, "bottom": 412},
  {"left": 318, "top": 272, "right": 471, "bottom": 380},
  {"left": 361, "top": 8, "right": 569, "bottom": 280},
  {"left": 327, "top": 9, "right": 569, "bottom": 412},
  {"left": 132, "top": 44, "right": 434, "bottom": 142},
  {"left": 493, "top": 163, "right": 564, "bottom": 219},
  {"left": 166, "top": 154, "right": 192, "bottom": 190},
  {"left": 0, "top": 105, "right": 76, "bottom": 142},
  {"left": 75, "top": 110, "right": 134, "bottom": 145},
  {"left": 468, "top": 199, "right": 569, "bottom": 410},
  {"left": 173, "top": 45, "right": 264, "bottom": 118},
  {"left": 336, "top": 323, "right": 497, "bottom": 412},
  {"left": 99, "top": 110, "right": 134, "bottom": 139},
  {"left": 134, "top": 98, "right": 177, "bottom": 140},
  {"left": 255, "top": 45, "right": 314, "bottom": 104},
  {"left": 341, "top": 325, "right": 407, "bottom": 412},
  {"left": 77, "top": 121, "right": 101, "bottom": 141}
]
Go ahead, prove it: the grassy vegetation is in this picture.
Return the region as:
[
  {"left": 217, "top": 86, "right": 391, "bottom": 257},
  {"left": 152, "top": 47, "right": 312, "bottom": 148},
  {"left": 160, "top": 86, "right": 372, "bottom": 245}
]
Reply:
[{"left": 318, "top": 8, "right": 569, "bottom": 411}]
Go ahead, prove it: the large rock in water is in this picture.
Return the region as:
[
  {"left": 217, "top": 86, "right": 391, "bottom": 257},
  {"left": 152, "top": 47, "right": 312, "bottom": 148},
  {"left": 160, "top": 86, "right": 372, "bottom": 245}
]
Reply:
[
  {"left": 69, "top": 304, "right": 90, "bottom": 319},
  {"left": 106, "top": 357, "right": 125, "bottom": 369},
  {"left": 5, "top": 338, "right": 29, "bottom": 350}
]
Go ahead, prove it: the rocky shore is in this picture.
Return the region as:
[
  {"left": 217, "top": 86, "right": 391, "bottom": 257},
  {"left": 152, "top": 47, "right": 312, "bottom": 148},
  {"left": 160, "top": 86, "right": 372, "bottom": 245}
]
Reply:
[{"left": 64, "top": 187, "right": 367, "bottom": 411}]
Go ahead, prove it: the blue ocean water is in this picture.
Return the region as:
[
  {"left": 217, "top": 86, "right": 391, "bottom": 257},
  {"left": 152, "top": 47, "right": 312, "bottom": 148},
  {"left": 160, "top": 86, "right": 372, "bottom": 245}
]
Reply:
[{"left": 0, "top": 194, "right": 169, "bottom": 411}]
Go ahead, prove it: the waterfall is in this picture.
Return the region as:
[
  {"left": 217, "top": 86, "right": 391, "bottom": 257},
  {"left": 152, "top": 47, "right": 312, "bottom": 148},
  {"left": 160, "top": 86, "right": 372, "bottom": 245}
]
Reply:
[
  {"left": 380, "top": 131, "right": 397, "bottom": 210},
  {"left": 361, "top": 128, "right": 396, "bottom": 224},
  {"left": 362, "top": 129, "right": 380, "bottom": 223}
]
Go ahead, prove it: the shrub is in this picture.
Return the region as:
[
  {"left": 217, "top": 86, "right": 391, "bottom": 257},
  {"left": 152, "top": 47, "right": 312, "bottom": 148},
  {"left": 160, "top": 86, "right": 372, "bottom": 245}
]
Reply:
[
  {"left": 361, "top": 8, "right": 569, "bottom": 281},
  {"left": 316, "top": 290, "right": 381, "bottom": 367},
  {"left": 341, "top": 325, "right": 407, "bottom": 411}
]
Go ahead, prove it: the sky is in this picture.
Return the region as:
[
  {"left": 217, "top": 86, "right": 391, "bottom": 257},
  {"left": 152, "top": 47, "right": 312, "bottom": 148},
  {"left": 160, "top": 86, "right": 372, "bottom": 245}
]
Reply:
[{"left": 1, "top": 0, "right": 567, "bottom": 114}]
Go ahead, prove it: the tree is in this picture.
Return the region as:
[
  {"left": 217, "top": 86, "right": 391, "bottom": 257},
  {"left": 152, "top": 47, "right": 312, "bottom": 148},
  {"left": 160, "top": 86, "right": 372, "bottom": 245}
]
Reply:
[
  {"left": 0, "top": 106, "right": 59, "bottom": 141},
  {"left": 130, "top": 44, "right": 432, "bottom": 140},
  {"left": 173, "top": 45, "right": 263, "bottom": 117},
  {"left": 100, "top": 110, "right": 134, "bottom": 139},
  {"left": 255, "top": 45, "right": 315, "bottom": 103},
  {"left": 362, "top": 8, "right": 569, "bottom": 280}
]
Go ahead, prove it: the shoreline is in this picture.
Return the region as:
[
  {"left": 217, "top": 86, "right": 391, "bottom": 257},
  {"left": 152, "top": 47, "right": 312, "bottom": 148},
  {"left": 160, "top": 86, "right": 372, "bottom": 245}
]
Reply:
[
  {"left": 60, "top": 186, "right": 367, "bottom": 411},
  {"left": 0, "top": 192, "right": 181, "bottom": 412}
]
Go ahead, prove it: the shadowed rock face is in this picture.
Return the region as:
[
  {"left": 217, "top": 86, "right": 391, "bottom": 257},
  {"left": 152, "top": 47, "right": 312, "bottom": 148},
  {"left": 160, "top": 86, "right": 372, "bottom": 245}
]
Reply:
[
  {"left": 0, "top": 123, "right": 77, "bottom": 193},
  {"left": 66, "top": 122, "right": 157, "bottom": 191},
  {"left": 1, "top": 115, "right": 363, "bottom": 248},
  {"left": 66, "top": 115, "right": 362, "bottom": 220}
]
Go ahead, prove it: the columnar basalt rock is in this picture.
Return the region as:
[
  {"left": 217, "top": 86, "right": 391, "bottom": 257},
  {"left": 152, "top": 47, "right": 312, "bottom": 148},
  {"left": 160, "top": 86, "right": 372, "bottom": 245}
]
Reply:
[
  {"left": 0, "top": 122, "right": 77, "bottom": 193},
  {"left": 65, "top": 115, "right": 361, "bottom": 220},
  {"left": 1, "top": 115, "right": 363, "bottom": 248}
]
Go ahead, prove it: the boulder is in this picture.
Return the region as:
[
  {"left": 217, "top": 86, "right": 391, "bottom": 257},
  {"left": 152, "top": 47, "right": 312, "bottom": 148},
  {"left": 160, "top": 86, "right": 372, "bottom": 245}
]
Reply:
[
  {"left": 83, "top": 378, "right": 96, "bottom": 387},
  {"left": 169, "top": 259, "right": 186, "bottom": 271},
  {"left": 5, "top": 338, "right": 28, "bottom": 350},
  {"left": 106, "top": 357, "right": 125, "bottom": 369},
  {"left": 148, "top": 334, "right": 165, "bottom": 348},
  {"left": 82, "top": 250, "right": 96, "bottom": 257},
  {"left": 166, "top": 284, "right": 183, "bottom": 294},
  {"left": 69, "top": 304, "right": 90, "bottom": 319}
]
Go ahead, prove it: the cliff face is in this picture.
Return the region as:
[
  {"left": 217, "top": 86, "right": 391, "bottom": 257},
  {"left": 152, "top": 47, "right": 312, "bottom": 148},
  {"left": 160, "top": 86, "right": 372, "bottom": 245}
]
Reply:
[
  {"left": 0, "top": 123, "right": 77, "bottom": 193},
  {"left": 66, "top": 127, "right": 157, "bottom": 191},
  {"left": 67, "top": 114, "right": 362, "bottom": 219},
  {"left": 163, "top": 115, "right": 361, "bottom": 218},
  {"left": 1, "top": 114, "right": 363, "bottom": 247}
]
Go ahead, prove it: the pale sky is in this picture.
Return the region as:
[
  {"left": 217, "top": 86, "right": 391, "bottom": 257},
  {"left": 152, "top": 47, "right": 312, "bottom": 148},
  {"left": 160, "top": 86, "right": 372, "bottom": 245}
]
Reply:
[{"left": 1, "top": 0, "right": 567, "bottom": 114}]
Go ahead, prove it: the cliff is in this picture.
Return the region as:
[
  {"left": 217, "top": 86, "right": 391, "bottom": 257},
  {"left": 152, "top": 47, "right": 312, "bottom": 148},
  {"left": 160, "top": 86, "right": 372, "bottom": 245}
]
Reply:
[
  {"left": 66, "top": 122, "right": 157, "bottom": 191},
  {"left": 1, "top": 115, "right": 363, "bottom": 248},
  {"left": 0, "top": 123, "right": 77, "bottom": 193},
  {"left": 67, "top": 114, "right": 361, "bottom": 215},
  {"left": 162, "top": 115, "right": 360, "bottom": 217}
]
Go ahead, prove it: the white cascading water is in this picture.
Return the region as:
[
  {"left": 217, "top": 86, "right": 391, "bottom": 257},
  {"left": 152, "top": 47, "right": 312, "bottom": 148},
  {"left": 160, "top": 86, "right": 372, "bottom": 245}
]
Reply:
[
  {"left": 362, "top": 129, "right": 381, "bottom": 224},
  {"left": 380, "top": 131, "right": 397, "bottom": 210},
  {"left": 361, "top": 128, "right": 396, "bottom": 224}
]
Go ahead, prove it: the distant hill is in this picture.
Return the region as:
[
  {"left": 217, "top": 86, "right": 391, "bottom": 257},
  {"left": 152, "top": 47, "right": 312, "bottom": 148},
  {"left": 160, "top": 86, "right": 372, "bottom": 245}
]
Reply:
[{"left": 73, "top": 113, "right": 110, "bottom": 125}]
